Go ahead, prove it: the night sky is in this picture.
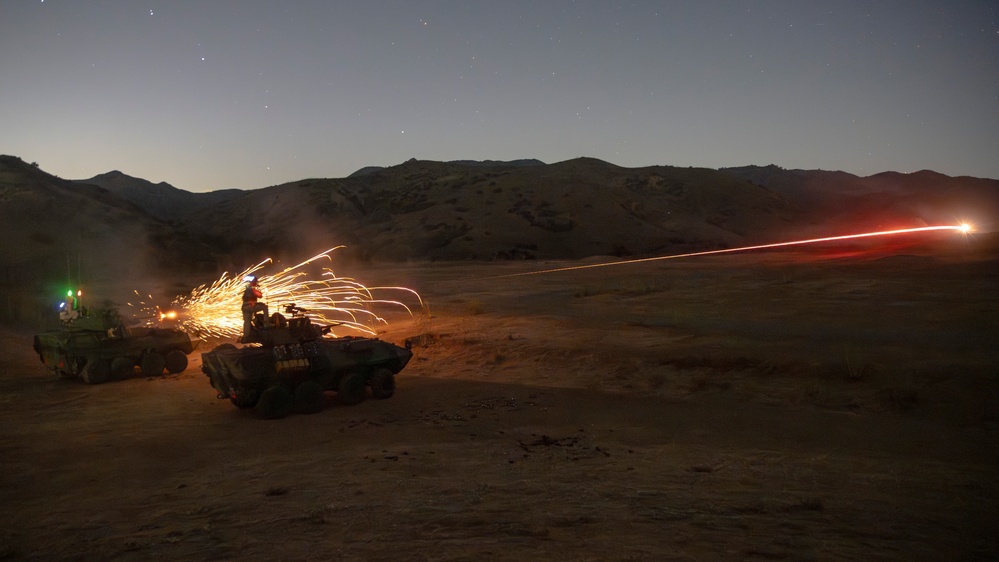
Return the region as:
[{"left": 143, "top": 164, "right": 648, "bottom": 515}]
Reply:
[{"left": 2, "top": 1, "right": 997, "bottom": 192}]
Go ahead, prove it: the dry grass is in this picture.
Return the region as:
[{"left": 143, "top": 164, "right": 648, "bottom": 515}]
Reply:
[{"left": 2, "top": 247, "right": 997, "bottom": 560}]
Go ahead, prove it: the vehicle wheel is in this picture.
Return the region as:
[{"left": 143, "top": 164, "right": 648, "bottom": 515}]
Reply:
[
  {"left": 81, "top": 358, "right": 111, "bottom": 385},
  {"left": 164, "top": 350, "right": 188, "bottom": 374},
  {"left": 110, "top": 357, "right": 134, "bottom": 380},
  {"left": 256, "top": 385, "right": 294, "bottom": 419},
  {"left": 370, "top": 368, "right": 396, "bottom": 399},
  {"left": 337, "top": 372, "right": 366, "bottom": 406},
  {"left": 140, "top": 351, "right": 166, "bottom": 376},
  {"left": 293, "top": 380, "right": 325, "bottom": 414}
]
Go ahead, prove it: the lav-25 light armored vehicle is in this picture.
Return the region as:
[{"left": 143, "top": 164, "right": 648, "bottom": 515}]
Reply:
[
  {"left": 33, "top": 305, "right": 198, "bottom": 384},
  {"left": 200, "top": 303, "right": 413, "bottom": 419}
]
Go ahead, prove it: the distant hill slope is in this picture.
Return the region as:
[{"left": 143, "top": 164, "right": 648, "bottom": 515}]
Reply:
[
  {"left": 720, "top": 165, "right": 999, "bottom": 233},
  {"left": 0, "top": 155, "right": 221, "bottom": 321},
  {"left": 348, "top": 158, "right": 545, "bottom": 178},
  {"left": 184, "top": 158, "right": 998, "bottom": 264},
  {"left": 77, "top": 170, "right": 242, "bottom": 222},
  {"left": 178, "top": 157, "right": 802, "bottom": 263},
  {"left": 2, "top": 153, "right": 997, "bottom": 326}
]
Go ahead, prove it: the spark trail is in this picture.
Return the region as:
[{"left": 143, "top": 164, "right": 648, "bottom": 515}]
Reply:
[
  {"left": 138, "top": 247, "right": 422, "bottom": 339},
  {"left": 497, "top": 224, "right": 973, "bottom": 278}
]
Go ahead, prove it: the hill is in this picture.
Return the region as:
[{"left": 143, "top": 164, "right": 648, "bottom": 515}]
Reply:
[
  {"left": 77, "top": 170, "right": 242, "bottom": 222},
  {"left": 1, "top": 153, "right": 997, "bottom": 326},
  {"left": 0, "top": 156, "right": 222, "bottom": 322},
  {"left": 720, "top": 165, "right": 999, "bottom": 233},
  {"left": 178, "top": 157, "right": 801, "bottom": 264}
]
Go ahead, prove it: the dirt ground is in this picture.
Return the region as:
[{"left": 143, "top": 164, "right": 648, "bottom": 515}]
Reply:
[{"left": 2, "top": 237, "right": 998, "bottom": 561}]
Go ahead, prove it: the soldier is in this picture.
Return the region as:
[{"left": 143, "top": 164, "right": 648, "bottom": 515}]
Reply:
[
  {"left": 58, "top": 292, "right": 80, "bottom": 323},
  {"left": 241, "top": 275, "right": 268, "bottom": 341}
]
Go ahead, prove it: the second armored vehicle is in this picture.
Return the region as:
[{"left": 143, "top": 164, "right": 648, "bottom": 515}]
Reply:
[
  {"left": 200, "top": 304, "right": 413, "bottom": 419},
  {"left": 33, "top": 306, "right": 198, "bottom": 384}
]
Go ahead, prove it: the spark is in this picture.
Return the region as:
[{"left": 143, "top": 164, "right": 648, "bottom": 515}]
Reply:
[
  {"left": 164, "top": 247, "right": 422, "bottom": 340},
  {"left": 498, "top": 224, "right": 972, "bottom": 278}
]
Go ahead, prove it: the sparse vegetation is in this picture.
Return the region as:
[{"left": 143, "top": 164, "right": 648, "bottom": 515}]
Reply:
[
  {"left": 844, "top": 349, "right": 870, "bottom": 381},
  {"left": 877, "top": 374, "right": 921, "bottom": 411},
  {"left": 465, "top": 299, "right": 485, "bottom": 315},
  {"left": 1, "top": 155, "right": 997, "bottom": 560}
]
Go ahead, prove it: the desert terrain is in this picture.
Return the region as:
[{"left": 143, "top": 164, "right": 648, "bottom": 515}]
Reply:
[{"left": 1, "top": 234, "right": 997, "bottom": 561}]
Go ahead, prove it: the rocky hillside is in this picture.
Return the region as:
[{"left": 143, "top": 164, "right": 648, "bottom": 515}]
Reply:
[
  {"left": 720, "top": 165, "right": 999, "bottom": 234},
  {"left": 77, "top": 171, "right": 242, "bottom": 222},
  {"left": 178, "top": 157, "right": 803, "bottom": 265},
  {"left": 2, "top": 153, "right": 997, "bottom": 325},
  {"left": 0, "top": 156, "right": 220, "bottom": 322}
]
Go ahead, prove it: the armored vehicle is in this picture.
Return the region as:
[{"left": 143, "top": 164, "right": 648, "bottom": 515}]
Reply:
[
  {"left": 33, "top": 306, "right": 198, "bottom": 384},
  {"left": 200, "top": 304, "right": 413, "bottom": 419}
]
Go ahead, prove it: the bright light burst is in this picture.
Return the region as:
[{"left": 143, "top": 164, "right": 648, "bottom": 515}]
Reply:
[{"left": 166, "top": 247, "right": 422, "bottom": 339}]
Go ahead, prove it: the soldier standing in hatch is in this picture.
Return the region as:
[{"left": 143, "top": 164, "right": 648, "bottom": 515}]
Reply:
[
  {"left": 241, "top": 275, "right": 268, "bottom": 341},
  {"left": 59, "top": 293, "right": 80, "bottom": 323}
]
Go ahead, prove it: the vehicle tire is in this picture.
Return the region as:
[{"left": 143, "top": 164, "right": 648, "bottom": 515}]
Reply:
[
  {"left": 370, "top": 368, "right": 396, "bottom": 399},
  {"left": 164, "top": 350, "right": 188, "bottom": 374},
  {"left": 81, "top": 358, "right": 111, "bottom": 385},
  {"left": 111, "top": 357, "right": 134, "bottom": 380},
  {"left": 337, "top": 372, "right": 366, "bottom": 406},
  {"left": 140, "top": 351, "right": 166, "bottom": 377},
  {"left": 256, "top": 385, "right": 294, "bottom": 419},
  {"left": 293, "top": 380, "right": 325, "bottom": 414}
]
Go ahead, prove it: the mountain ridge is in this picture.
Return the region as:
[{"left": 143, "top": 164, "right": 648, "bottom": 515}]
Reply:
[{"left": 2, "top": 153, "right": 996, "bottom": 325}]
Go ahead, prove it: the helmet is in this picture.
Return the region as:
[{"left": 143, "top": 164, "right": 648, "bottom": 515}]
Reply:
[{"left": 243, "top": 275, "right": 258, "bottom": 286}]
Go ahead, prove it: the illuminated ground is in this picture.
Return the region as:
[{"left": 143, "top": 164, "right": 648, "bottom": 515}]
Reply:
[{"left": 1, "top": 236, "right": 997, "bottom": 560}]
